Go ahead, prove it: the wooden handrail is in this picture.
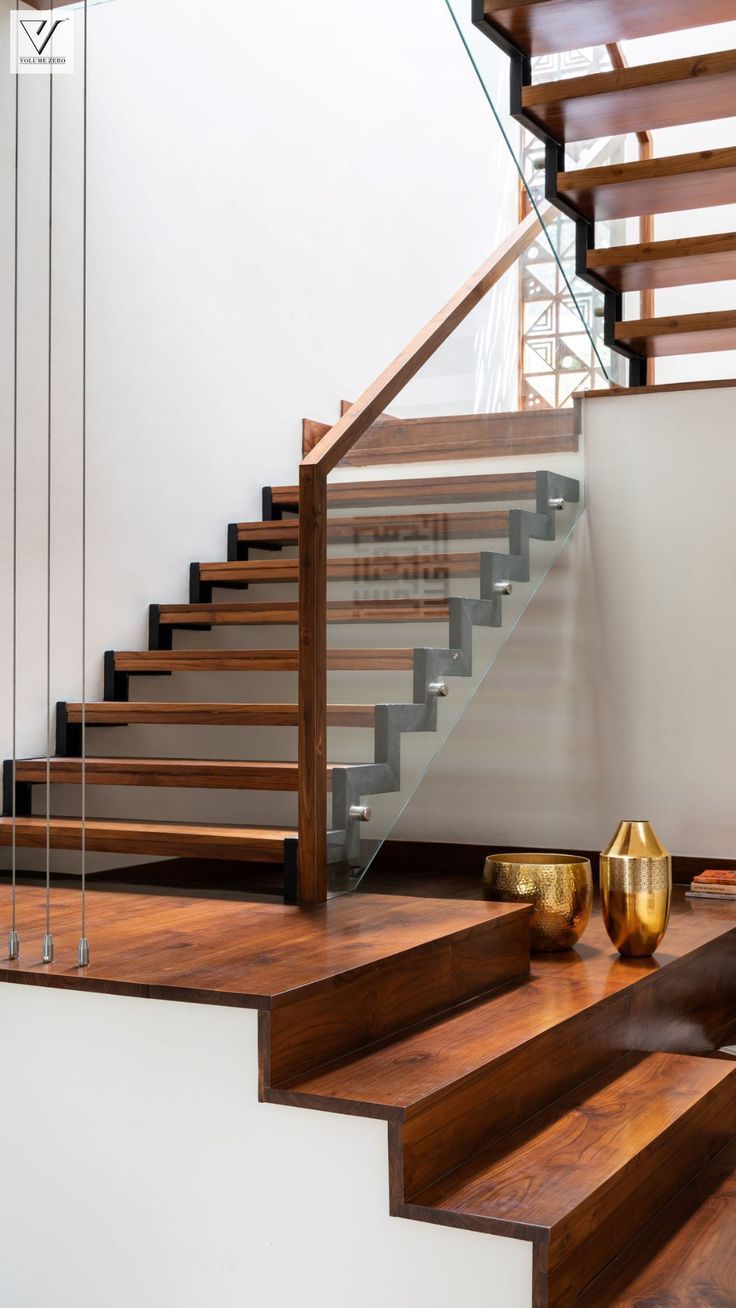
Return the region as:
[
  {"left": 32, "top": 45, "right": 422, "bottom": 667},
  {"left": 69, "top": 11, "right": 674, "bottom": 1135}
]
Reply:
[{"left": 296, "top": 204, "right": 551, "bottom": 903}]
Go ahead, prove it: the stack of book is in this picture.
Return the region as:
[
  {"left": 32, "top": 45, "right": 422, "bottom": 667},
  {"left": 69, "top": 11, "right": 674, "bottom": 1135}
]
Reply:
[{"left": 687, "top": 869, "right": 736, "bottom": 901}]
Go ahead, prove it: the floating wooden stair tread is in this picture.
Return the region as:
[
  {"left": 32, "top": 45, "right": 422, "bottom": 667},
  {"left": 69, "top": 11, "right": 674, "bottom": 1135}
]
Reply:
[
  {"left": 0, "top": 816, "right": 294, "bottom": 861},
  {"left": 557, "top": 147, "right": 736, "bottom": 223},
  {"left": 112, "top": 648, "right": 415, "bottom": 674},
  {"left": 523, "top": 50, "right": 736, "bottom": 144},
  {"left": 336, "top": 408, "right": 576, "bottom": 467},
  {"left": 576, "top": 1138, "right": 736, "bottom": 1306},
  {"left": 12, "top": 757, "right": 336, "bottom": 792},
  {"left": 234, "top": 510, "right": 511, "bottom": 547},
  {"left": 199, "top": 553, "right": 485, "bottom": 586},
  {"left": 588, "top": 231, "right": 736, "bottom": 293},
  {"left": 480, "top": 0, "right": 736, "bottom": 57},
  {"left": 616, "top": 310, "right": 736, "bottom": 357},
  {"left": 63, "top": 702, "right": 376, "bottom": 728},
  {"left": 270, "top": 471, "right": 537, "bottom": 513},
  {"left": 410, "top": 1051, "right": 735, "bottom": 1304},
  {"left": 158, "top": 599, "right": 450, "bottom": 628}
]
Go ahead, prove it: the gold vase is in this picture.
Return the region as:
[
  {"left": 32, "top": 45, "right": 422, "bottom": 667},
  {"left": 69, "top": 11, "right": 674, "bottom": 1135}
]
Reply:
[
  {"left": 482, "top": 853, "right": 593, "bottom": 953},
  {"left": 600, "top": 820, "right": 671, "bottom": 958}
]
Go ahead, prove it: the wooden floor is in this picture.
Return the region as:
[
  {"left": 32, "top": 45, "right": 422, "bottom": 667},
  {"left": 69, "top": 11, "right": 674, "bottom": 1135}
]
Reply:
[{"left": 2, "top": 878, "right": 735, "bottom": 1306}]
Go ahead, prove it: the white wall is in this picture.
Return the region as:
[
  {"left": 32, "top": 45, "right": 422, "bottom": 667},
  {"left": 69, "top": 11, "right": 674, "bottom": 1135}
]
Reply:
[
  {"left": 0, "top": 981, "right": 532, "bottom": 1308},
  {"left": 0, "top": 0, "right": 519, "bottom": 863},
  {"left": 396, "top": 385, "right": 736, "bottom": 860}
]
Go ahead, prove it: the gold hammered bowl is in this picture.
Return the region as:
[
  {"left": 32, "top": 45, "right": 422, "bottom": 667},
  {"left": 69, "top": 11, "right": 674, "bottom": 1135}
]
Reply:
[{"left": 482, "top": 852, "right": 593, "bottom": 954}]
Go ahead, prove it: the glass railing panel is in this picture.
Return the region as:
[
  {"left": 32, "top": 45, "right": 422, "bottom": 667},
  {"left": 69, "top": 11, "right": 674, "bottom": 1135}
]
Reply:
[{"left": 323, "top": 257, "right": 586, "bottom": 893}]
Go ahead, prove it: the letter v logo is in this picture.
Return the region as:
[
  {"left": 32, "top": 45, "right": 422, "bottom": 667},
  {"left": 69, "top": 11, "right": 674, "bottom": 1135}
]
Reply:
[{"left": 20, "top": 17, "right": 68, "bottom": 56}]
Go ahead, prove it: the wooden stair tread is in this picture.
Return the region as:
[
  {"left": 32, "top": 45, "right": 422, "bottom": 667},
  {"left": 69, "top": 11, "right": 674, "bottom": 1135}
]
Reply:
[
  {"left": 616, "top": 310, "right": 736, "bottom": 357},
  {"left": 480, "top": 0, "right": 736, "bottom": 57},
  {"left": 407, "top": 1050, "right": 736, "bottom": 1305},
  {"left": 270, "top": 471, "right": 537, "bottom": 512},
  {"left": 335, "top": 408, "right": 576, "bottom": 468},
  {"left": 576, "top": 1138, "right": 736, "bottom": 1306},
  {"left": 199, "top": 553, "right": 485, "bottom": 585},
  {"left": 588, "top": 231, "right": 736, "bottom": 293},
  {"left": 522, "top": 50, "right": 736, "bottom": 143},
  {"left": 12, "top": 757, "right": 340, "bottom": 791},
  {"left": 0, "top": 816, "right": 295, "bottom": 861},
  {"left": 158, "top": 600, "right": 450, "bottom": 627},
  {"left": 557, "top": 147, "right": 736, "bottom": 223},
  {"left": 277, "top": 906, "right": 736, "bottom": 1110},
  {"left": 63, "top": 702, "right": 376, "bottom": 727},
  {"left": 235, "top": 510, "right": 511, "bottom": 545},
  {"left": 113, "top": 648, "right": 415, "bottom": 673}
]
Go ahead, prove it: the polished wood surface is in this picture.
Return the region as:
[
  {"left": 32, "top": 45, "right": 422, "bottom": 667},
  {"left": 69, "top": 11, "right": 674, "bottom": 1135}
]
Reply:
[
  {"left": 272, "top": 471, "right": 537, "bottom": 511},
  {"left": 578, "top": 1139, "right": 736, "bottom": 1306},
  {"left": 523, "top": 50, "right": 736, "bottom": 143},
  {"left": 0, "top": 817, "right": 294, "bottom": 861},
  {"left": 63, "top": 702, "right": 376, "bottom": 728},
  {"left": 13, "top": 757, "right": 335, "bottom": 792},
  {"left": 235, "top": 509, "right": 511, "bottom": 547},
  {"left": 557, "top": 147, "right": 736, "bottom": 223},
  {"left": 159, "top": 599, "right": 451, "bottom": 628},
  {"left": 586, "top": 377, "right": 736, "bottom": 399},
  {"left": 336, "top": 409, "right": 576, "bottom": 468},
  {"left": 0, "top": 886, "right": 525, "bottom": 1006},
  {"left": 616, "top": 309, "right": 736, "bottom": 357},
  {"left": 200, "top": 552, "right": 486, "bottom": 586},
  {"left": 481, "top": 0, "right": 736, "bottom": 57},
  {"left": 113, "top": 647, "right": 415, "bottom": 673},
  {"left": 588, "top": 231, "right": 736, "bottom": 292},
  {"left": 411, "top": 1052, "right": 735, "bottom": 1306}
]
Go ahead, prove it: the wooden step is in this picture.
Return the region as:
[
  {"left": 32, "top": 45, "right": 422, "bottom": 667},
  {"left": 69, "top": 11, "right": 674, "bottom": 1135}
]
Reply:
[
  {"left": 480, "top": 0, "right": 736, "bottom": 57},
  {"left": 158, "top": 599, "right": 450, "bottom": 629},
  {"left": 234, "top": 510, "right": 511, "bottom": 549},
  {"left": 0, "top": 816, "right": 294, "bottom": 861},
  {"left": 588, "top": 231, "right": 736, "bottom": 293},
  {"left": 335, "top": 409, "right": 576, "bottom": 468},
  {"left": 269, "top": 471, "right": 538, "bottom": 513},
  {"left": 557, "top": 147, "right": 736, "bottom": 223},
  {"left": 616, "top": 310, "right": 736, "bottom": 357},
  {"left": 11, "top": 758, "right": 335, "bottom": 792},
  {"left": 111, "top": 648, "right": 415, "bottom": 676},
  {"left": 576, "top": 1138, "right": 736, "bottom": 1306},
  {"left": 523, "top": 50, "right": 736, "bottom": 144},
  {"left": 61, "top": 702, "right": 376, "bottom": 728},
  {"left": 409, "top": 1051, "right": 736, "bottom": 1308},
  {"left": 199, "top": 553, "right": 484, "bottom": 587}
]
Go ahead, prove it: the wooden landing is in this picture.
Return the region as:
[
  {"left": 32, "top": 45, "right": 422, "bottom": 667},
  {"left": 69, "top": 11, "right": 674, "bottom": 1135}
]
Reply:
[{"left": 0, "top": 886, "right": 529, "bottom": 1011}]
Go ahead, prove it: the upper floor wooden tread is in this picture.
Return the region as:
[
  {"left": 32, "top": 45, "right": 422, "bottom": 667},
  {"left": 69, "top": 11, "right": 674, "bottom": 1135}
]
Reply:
[
  {"left": 12, "top": 757, "right": 334, "bottom": 792},
  {"left": 337, "top": 408, "right": 576, "bottom": 468},
  {"left": 577, "top": 1138, "right": 736, "bottom": 1306},
  {"left": 270, "top": 471, "right": 538, "bottom": 512},
  {"left": 158, "top": 600, "right": 450, "bottom": 628},
  {"left": 557, "top": 147, "right": 736, "bottom": 223},
  {"left": 199, "top": 552, "right": 487, "bottom": 586},
  {"left": 234, "top": 510, "right": 511, "bottom": 547},
  {"left": 0, "top": 884, "right": 526, "bottom": 1007},
  {"left": 616, "top": 309, "right": 736, "bottom": 358},
  {"left": 63, "top": 701, "right": 376, "bottom": 727},
  {"left": 588, "top": 231, "right": 736, "bottom": 293},
  {"left": 480, "top": 0, "right": 736, "bottom": 57},
  {"left": 523, "top": 49, "right": 736, "bottom": 144},
  {"left": 277, "top": 901, "right": 736, "bottom": 1107},
  {"left": 0, "top": 816, "right": 295, "bottom": 862},
  {"left": 113, "top": 648, "right": 416, "bottom": 674},
  {"left": 412, "top": 1050, "right": 735, "bottom": 1233}
]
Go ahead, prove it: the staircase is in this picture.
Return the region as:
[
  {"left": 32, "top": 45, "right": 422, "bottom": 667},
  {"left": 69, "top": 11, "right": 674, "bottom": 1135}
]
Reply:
[
  {"left": 475, "top": 0, "right": 736, "bottom": 379},
  {"left": 0, "top": 408, "right": 582, "bottom": 901}
]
